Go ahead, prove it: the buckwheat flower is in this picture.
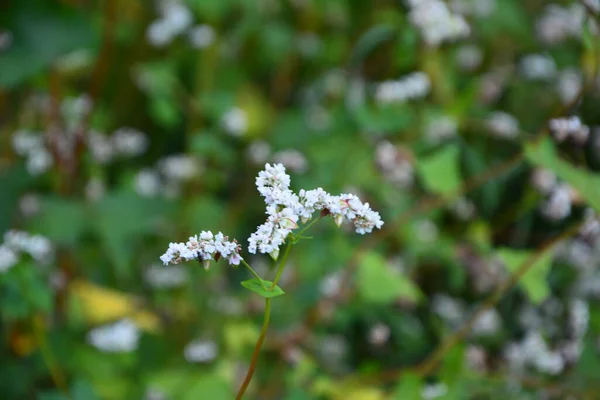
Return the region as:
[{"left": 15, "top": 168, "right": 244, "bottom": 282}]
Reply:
[
  {"left": 188, "top": 24, "right": 216, "bottom": 49},
  {"left": 585, "top": 0, "right": 600, "bottom": 13},
  {"left": 455, "top": 44, "right": 482, "bottom": 72},
  {"left": 184, "top": 339, "right": 218, "bottom": 363},
  {"left": 247, "top": 140, "right": 272, "bottom": 165},
  {"left": 487, "top": 111, "right": 519, "bottom": 139},
  {"left": 425, "top": 116, "right": 458, "bottom": 144},
  {"left": 161, "top": 1, "right": 193, "bottom": 35},
  {"left": 541, "top": 183, "right": 572, "bottom": 221},
  {"left": 158, "top": 154, "right": 202, "bottom": 181},
  {"left": 256, "top": 163, "right": 292, "bottom": 203},
  {"left": 407, "top": 0, "right": 470, "bottom": 46},
  {"left": 145, "top": 264, "right": 188, "bottom": 288},
  {"left": 4, "top": 231, "right": 53, "bottom": 263},
  {"left": 112, "top": 127, "right": 149, "bottom": 157},
  {"left": 26, "top": 148, "right": 53, "bottom": 176},
  {"left": 569, "top": 299, "right": 589, "bottom": 338},
  {"left": 368, "top": 322, "right": 391, "bottom": 346},
  {"left": 135, "top": 168, "right": 162, "bottom": 197},
  {"left": 375, "top": 141, "right": 414, "bottom": 189},
  {"left": 19, "top": 194, "right": 41, "bottom": 218},
  {"left": 531, "top": 168, "right": 557, "bottom": 195},
  {"left": 520, "top": 54, "right": 556, "bottom": 80},
  {"left": 422, "top": 383, "right": 448, "bottom": 400},
  {"left": 273, "top": 149, "right": 308, "bottom": 174},
  {"left": 556, "top": 68, "right": 582, "bottom": 105},
  {"left": 221, "top": 107, "right": 248, "bottom": 136},
  {"left": 147, "top": 20, "right": 175, "bottom": 47},
  {"left": 337, "top": 194, "right": 384, "bottom": 234},
  {"left": 536, "top": 4, "right": 585, "bottom": 45},
  {"left": 0, "top": 245, "right": 18, "bottom": 273},
  {"left": 472, "top": 309, "right": 501, "bottom": 336},
  {"left": 88, "top": 131, "right": 115, "bottom": 165},
  {"left": 87, "top": 319, "right": 140, "bottom": 353},
  {"left": 375, "top": 72, "right": 430, "bottom": 104},
  {"left": 160, "top": 231, "right": 243, "bottom": 268},
  {"left": 12, "top": 130, "right": 44, "bottom": 156},
  {"left": 85, "top": 177, "right": 105, "bottom": 202},
  {"left": 549, "top": 116, "right": 589, "bottom": 144}
]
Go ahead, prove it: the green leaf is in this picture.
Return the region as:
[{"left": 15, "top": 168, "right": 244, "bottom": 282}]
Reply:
[
  {"left": 182, "top": 374, "right": 231, "bottom": 400},
  {"left": 31, "top": 197, "right": 88, "bottom": 246},
  {"left": 241, "top": 279, "right": 285, "bottom": 298},
  {"left": 419, "top": 145, "right": 462, "bottom": 195},
  {"left": 526, "top": 138, "right": 600, "bottom": 213},
  {"left": 497, "top": 248, "right": 554, "bottom": 304},
  {"left": 393, "top": 373, "right": 422, "bottom": 399},
  {"left": 357, "top": 252, "right": 422, "bottom": 304}
]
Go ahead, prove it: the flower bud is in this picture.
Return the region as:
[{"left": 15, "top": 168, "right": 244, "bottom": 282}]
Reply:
[{"left": 270, "top": 248, "right": 280, "bottom": 261}]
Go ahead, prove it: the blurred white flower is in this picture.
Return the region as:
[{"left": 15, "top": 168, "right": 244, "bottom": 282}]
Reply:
[
  {"left": 472, "top": 309, "right": 501, "bottom": 336},
  {"left": 487, "top": 111, "right": 519, "bottom": 139},
  {"left": 520, "top": 54, "right": 556, "bottom": 80},
  {"left": 247, "top": 140, "right": 272, "bottom": 165},
  {"left": 144, "top": 264, "right": 188, "bottom": 288},
  {"left": 112, "top": 127, "right": 149, "bottom": 157},
  {"left": 4, "top": 230, "right": 53, "bottom": 264},
  {"left": 556, "top": 68, "right": 582, "bottom": 105},
  {"left": 85, "top": 177, "right": 106, "bottom": 202},
  {"left": 425, "top": 116, "right": 458, "bottom": 144},
  {"left": 12, "top": 130, "right": 44, "bottom": 156},
  {"left": 531, "top": 168, "right": 557, "bottom": 195},
  {"left": 184, "top": 339, "right": 218, "bottom": 363},
  {"left": 549, "top": 116, "right": 589, "bottom": 144},
  {"left": 135, "top": 169, "right": 162, "bottom": 197},
  {"left": 407, "top": 0, "right": 470, "bottom": 46},
  {"left": 158, "top": 154, "right": 202, "bottom": 181},
  {"left": 375, "top": 72, "right": 430, "bottom": 104},
  {"left": 221, "top": 107, "right": 248, "bottom": 136},
  {"left": 87, "top": 319, "right": 140, "bottom": 353},
  {"left": 368, "top": 322, "right": 391, "bottom": 346},
  {"left": 147, "top": 0, "right": 193, "bottom": 47},
  {"left": 541, "top": 183, "right": 573, "bottom": 221},
  {"left": 273, "top": 149, "right": 308, "bottom": 174},
  {"left": 375, "top": 141, "right": 414, "bottom": 189},
  {"left": 296, "top": 32, "right": 321, "bottom": 57},
  {"left": 26, "top": 148, "right": 54, "bottom": 176},
  {"left": 415, "top": 219, "right": 438, "bottom": 243},
  {"left": 319, "top": 271, "right": 344, "bottom": 298},
  {"left": 451, "top": 0, "right": 495, "bottom": 17},
  {"left": 0, "top": 245, "right": 19, "bottom": 273},
  {"left": 455, "top": 44, "right": 483, "bottom": 72},
  {"left": 450, "top": 197, "right": 476, "bottom": 221},
  {"left": 422, "top": 383, "right": 448, "bottom": 400},
  {"left": 536, "top": 4, "right": 585, "bottom": 44},
  {"left": 19, "top": 194, "right": 41, "bottom": 218},
  {"left": 188, "top": 24, "right": 216, "bottom": 49}
]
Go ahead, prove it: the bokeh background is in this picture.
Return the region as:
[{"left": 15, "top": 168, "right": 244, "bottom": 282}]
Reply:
[{"left": 2, "top": 0, "right": 600, "bottom": 398}]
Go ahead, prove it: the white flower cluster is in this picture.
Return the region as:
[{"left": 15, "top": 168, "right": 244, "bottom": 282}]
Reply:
[
  {"left": 221, "top": 107, "right": 248, "bottom": 136},
  {"left": 536, "top": 4, "right": 585, "bottom": 45},
  {"left": 248, "top": 163, "right": 383, "bottom": 258},
  {"left": 11, "top": 130, "right": 54, "bottom": 176},
  {"left": 549, "top": 116, "right": 589, "bottom": 144},
  {"left": 375, "top": 141, "right": 414, "bottom": 189},
  {"left": 531, "top": 168, "right": 577, "bottom": 221},
  {"left": 374, "top": 72, "right": 431, "bottom": 104},
  {"left": 88, "top": 128, "right": 148, "bottom": 165},
  {"left": 0, "top": 231, "right": 53, "bottom": 273},
  {"left": 556, "top": 68, "right": 582, "bottom": 105},
  {"left": 505, "top": 331, "right": 564, "bottom": 375},
  {"left": 425, "top": 115, "right": 458, "bottom": 144},
  {"left": 87, "top": 319, "right": 140, "bottom": 353},
  {"left": 0, "top": 30, "right": 13, "bottom": 52},
  {"left": 455, "top": 45, "right": 483, "bottom": 72},
  {"left": 519, "top": 54, "right": 556, "bottom": 80},
  {"left": 406, "top": 0, "right": 470, "bottom": 46},
  {"left": 147, "top": 0, "right": 216, "bottom": 49},
  {"left": 135, "top": 155, "right": 202, "bottom": 198},
  {"left": 183, "top": 339, "right": 218, "bottom": 363},
  {"left": 487, "top": 111, "right": 519, "bottom": 139},
  {"left": 160, "top": 231, "right": 243, "bottom": 267}
]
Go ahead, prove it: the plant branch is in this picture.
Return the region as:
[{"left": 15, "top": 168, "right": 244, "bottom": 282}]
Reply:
[
  {"left": 241, "top": 259, "right": 268, "bottom": 290},
  {"left": 271, "top": 242, "right": 292, "bottom": 290}
]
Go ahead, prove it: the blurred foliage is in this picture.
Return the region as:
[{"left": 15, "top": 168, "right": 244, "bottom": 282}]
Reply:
[{"left": 2, "top": 0, "right": 600, "bottom": 399}]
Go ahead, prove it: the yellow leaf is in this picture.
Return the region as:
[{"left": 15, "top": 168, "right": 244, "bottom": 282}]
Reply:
[{"left": 68, "top": 279, "right": 161, "bottom": 332}]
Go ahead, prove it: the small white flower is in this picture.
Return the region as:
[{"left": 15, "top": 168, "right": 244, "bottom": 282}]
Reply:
[
  {"left": 375, "top": 72, "right": 430, "bottom": 104},
  {"left": 549, "top": 116, "right": 589, "bottom": 144},
  {"left": 455, "top": 44, "right": 482, "bottom": 72},
  {"left": 0, "top": 245, "right": 18, "bottom": 273},
  {"left": 520, "top": 54, "right": 556, "bottom": 80},
  {"left": 407, "top": 0, "right": 470, "bottom": 46},
  {"left": 158, "top": 154, "right": 202, "bottom": 181},
  {"left": 487, "top": 111, "right": 519, "bottom": 139},
  {"left": 188, "top": 24, "right": 216, "bottom": 49},
  {"left": 541, "top": 183, "right": 573, "bottom": 221},
  {"left": 221, "top": 107, "right": 248, "bottom": 136},
  {"left": 184, "top": 339, "right": 218, "bottom": 363},
  {"left": 160, "top": 231, "right": 243, "bottom": 267},
  {"left": 26, "top": 148, "right": 53, "bottom": 175},
  {"left": 273, "top": 149, "right": 308, "bottom": 174},
  {"left": 87, "top": 319, "right": 140, "bottom": 353},
  {"left": 135, "top": 169, "right": 162, "bottom": 197},
  {"left": 112, "top": 127, "right": 148, "bottom": 157}
]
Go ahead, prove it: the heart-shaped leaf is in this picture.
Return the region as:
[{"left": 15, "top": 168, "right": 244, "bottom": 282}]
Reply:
[{"left": 241, "top": 279, "right": 285, "bottom": 298}]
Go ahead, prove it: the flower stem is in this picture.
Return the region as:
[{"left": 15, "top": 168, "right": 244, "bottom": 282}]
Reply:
[
  {"left": 241, "top": 259, "right": 267, "bottom": 289},
  {"left": 235, "top": 297, "right": 272, "bottom": 400},
  {"left": 271, "top": 242, "right": 292, "bottom": 290},
  {"left": 297, "top": 216, "right": 322, "bottom": 237}
]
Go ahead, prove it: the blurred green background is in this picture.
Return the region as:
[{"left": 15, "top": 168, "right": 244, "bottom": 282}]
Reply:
[{"left": 2, "top": 0, "right": 600, "bottom": 398}]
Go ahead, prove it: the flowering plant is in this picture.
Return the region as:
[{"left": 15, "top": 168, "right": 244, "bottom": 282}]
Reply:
[{"left": 160, "top": 163, "right": 383, "bottom": 398}]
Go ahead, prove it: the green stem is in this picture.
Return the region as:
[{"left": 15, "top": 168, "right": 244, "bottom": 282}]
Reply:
[
  {"left": 235, "top": 298, "right": 272, "bottom": 400},
  {"left": 296, "top": 216, "right": 322, "bottom": 237},
  {"left": 271, "top": 242, "right": 292, "bottom": 290},
  {"left": 241, "top": 259, "right": 267, "bottom": 290}
]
